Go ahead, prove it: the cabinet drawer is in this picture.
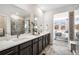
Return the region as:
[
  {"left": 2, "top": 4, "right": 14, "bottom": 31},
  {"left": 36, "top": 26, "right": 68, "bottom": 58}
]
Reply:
[
  {"left": 20, "top": 45, "right": 33, "bottom": 55},
  {"left": 39, "top": 37, "right": 42, "bottom": 41},
  {"left": 0, "top": 46, "right": 18, "bottom": 55},
  {"left": 33, "top": 38, "right": 39, "bottom": 43},
  {"left": 20, "top": 40, "right": 32, "bottom": 49}
]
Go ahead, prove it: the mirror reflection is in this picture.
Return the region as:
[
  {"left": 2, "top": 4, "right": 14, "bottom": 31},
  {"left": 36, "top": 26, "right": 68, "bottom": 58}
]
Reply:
[
  {"left": 0, "top": 16, "right": 5, "bottom": 37},
  {"left": 11, "top": 15, "right": 25, "bottom": 35},
  {"left": 11, "top": 14, "right": 31, "bottom": 37},
  {"left": 24, "top": 18, "right": 30, "bottom": 33}
]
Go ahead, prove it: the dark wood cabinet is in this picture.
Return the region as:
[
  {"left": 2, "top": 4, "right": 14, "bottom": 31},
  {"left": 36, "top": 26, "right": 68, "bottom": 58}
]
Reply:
[
  {"left": 20, "top": 45, "right": 32, "bottom": 55},
  {"left": 46, "top": 34, "right": 49, "bottom": 46},
  {"left": 0, "top": 33, "right": 50, "bottom": 55},
  {"left": 20, "top": 40, "right": 33, "bottom": 55},
  {"left": 42, "top": 35, "right": 46, "bottom": 49},
  {"left": 48, "top": 33, "right": 50, "bottom": 45},
  {"left": 33, "top": 38, "right": 39, "bottom": 55},
  {"left": 0, "top": 46, "right": 18, "bottom": 55},
  {"left": 20, "top": 40, "right": 32, "bottom": 49},
  {"left": 38, "top": 37, "right": 42, "bottom": 54}
]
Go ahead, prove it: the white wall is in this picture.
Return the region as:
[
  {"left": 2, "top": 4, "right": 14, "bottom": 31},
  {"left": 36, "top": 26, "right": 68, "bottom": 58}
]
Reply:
[
  {"left": 0, "top": 5, "right": 28, "bottom": 17},
  {"left": 44, "top": 11, "right": 53, "bottom": 44}
]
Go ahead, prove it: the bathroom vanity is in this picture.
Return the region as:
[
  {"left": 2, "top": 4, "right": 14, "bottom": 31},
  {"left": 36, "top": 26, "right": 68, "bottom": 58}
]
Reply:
[{"left": 0, "top": 32, "right": 50, "bottom": 55}]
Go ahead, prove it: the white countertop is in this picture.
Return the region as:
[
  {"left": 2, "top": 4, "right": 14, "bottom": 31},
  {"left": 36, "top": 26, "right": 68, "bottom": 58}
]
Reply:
[{"left": 0, "top": 32, "right": 49, "bottom": 51}]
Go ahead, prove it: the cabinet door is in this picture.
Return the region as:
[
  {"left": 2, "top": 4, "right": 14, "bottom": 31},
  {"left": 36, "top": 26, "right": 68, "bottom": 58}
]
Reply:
[
  {"left": 38, "top": 37, "right": 42, "bottom": 54},
  {"left": 46, "top": 34, "right": 48, "bottom": 46},
  {"left": 33, "top": 38, "right": 39, "bottom": 55},
  {"left": 20, "top": 41, "right": 32, "bottom": 50},
  {"left": 42, "top": 35, "right": 46, "bottom": 49},
  {"left": 20, "top": 45, "right": 33, "bottom": 55},
  {"left": 48, "top": 34, "right": 50, "bottom": 44},
  {"left": 20, "top": 48, "right": 27, "bottom": 55}
]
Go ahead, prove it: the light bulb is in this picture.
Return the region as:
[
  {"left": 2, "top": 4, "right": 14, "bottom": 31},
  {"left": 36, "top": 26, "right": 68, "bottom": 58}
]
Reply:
[{"left": 35, "top": 17, "right": 37, "bottom": 20}]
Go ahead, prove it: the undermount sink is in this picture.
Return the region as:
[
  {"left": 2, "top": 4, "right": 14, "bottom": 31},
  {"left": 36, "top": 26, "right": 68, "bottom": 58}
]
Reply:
[
  {"left": 0, "top": 34, "right": 37, "bottom": 42},
  {"left": 12, "top": 36, "right": 35, "bottom": 42},
  {"left": 12, "top": 38, "right": 26, "bottom": 42}
]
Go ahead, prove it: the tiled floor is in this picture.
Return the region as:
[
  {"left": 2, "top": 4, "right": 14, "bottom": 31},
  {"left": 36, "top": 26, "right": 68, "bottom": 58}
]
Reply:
[{"left": 41, "top": 40, "right": 73, "bottom": 55}]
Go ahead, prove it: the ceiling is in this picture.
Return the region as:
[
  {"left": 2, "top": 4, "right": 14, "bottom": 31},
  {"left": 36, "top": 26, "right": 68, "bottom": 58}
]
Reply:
[
  {"left": 37, "top": 4, "right": 70, "bottom": 12},
  {"left": 15, "top": 4, "right": 70, "bottom": 13},
  {"left": 0, "top": 4, "right": 28, "bottom": 17},
  {"left": 14, "top": 4, "right": 79, "bottom": 16}
]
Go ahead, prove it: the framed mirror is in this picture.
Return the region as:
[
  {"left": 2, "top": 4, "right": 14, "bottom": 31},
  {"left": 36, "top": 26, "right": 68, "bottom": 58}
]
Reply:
[{"left": 11, "top": 14, "right": 25, "bottom": 35}]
